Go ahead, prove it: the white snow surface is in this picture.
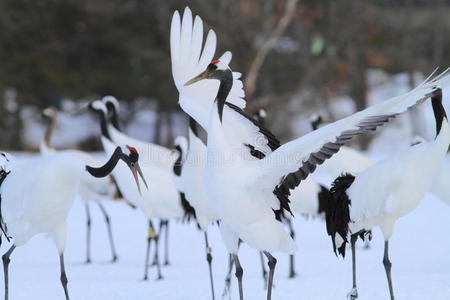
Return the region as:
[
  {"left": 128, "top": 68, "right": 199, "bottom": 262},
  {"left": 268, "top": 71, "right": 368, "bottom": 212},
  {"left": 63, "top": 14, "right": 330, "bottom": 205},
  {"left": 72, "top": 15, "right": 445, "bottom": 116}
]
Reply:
[{"left": 1, "top": 160, "right": 450, "bottom": 299}]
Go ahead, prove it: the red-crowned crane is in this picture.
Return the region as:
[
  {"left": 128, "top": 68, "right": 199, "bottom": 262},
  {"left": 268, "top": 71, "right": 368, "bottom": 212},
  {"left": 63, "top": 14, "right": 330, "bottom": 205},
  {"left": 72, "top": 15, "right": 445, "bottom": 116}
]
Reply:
[{"left": 0, "top": 145, "right": 145, "bottom": 300}]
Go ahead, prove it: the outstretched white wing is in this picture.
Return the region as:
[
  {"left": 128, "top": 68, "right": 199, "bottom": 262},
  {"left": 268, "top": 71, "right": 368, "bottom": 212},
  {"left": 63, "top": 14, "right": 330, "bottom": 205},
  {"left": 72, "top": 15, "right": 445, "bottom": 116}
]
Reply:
[
  {"left": 171, "top": 7, "right": 246, "bottom": 117},
  {"left": 257, "top": 70, "right": 450, "bottom": 190}
]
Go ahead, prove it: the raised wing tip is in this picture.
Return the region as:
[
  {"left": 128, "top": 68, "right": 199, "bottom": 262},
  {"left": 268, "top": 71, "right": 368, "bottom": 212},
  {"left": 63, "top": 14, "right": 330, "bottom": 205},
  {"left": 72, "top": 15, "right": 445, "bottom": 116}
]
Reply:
[{"left": 183, "top": 6, "right": 192, "bottom": 16}]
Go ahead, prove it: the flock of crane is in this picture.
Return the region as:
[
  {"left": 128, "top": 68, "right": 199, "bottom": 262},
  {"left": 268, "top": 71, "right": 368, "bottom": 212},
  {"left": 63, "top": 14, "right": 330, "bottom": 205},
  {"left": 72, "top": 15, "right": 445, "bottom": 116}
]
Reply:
[{"left": 1, "top": 6, "right": 450, "bottom": 300}]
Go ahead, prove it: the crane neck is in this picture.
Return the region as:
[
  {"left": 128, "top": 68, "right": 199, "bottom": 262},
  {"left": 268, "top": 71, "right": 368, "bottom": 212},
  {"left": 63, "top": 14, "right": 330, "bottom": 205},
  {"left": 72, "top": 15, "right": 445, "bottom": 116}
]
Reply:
[
  {"left": 106, "top": 103, "right": 121, "bottom": 130},
  {"left": 173, "top": 145, "right": 183, "bottom": 176},
  {"left": 92, "top": 109, "right": 111, "bottom": 139},
  {"left": 189, "top": 117, "right": 199, "bottom": 138},
  {"left": 215, "top": 70, "right": 233, "bottom": 123},
  {"left": 86, "top": 146, "right": 122, "bottom": 178},
  {"left": 431, "top": 88, "right": 447, "bottom": 138}
]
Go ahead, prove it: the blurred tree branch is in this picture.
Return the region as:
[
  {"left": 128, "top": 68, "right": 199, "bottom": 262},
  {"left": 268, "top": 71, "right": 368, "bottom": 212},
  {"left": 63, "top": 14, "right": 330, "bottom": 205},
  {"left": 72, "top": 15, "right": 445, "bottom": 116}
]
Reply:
[{"left": 244, "top": 0, "right": 299, "bottom": 107}]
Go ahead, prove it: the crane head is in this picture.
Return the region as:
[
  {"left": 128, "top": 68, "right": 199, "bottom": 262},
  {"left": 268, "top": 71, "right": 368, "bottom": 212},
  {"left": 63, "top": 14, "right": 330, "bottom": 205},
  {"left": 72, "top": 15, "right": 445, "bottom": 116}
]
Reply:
[{"left": 184, "top": 59, "right": 230, "bottom": 86}]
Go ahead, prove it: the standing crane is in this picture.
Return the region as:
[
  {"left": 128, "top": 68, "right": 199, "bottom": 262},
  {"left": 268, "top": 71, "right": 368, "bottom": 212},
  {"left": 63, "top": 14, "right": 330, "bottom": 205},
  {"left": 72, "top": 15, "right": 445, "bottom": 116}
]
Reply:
[
  {"left": 325, "top": 88, "right": 449, "bottom": 300},
  {"left": 40, "top": 107, "right": 119, "bottom": 263},
  {"left": 0, "top": 145, "right": 146, "bottom": 300}
]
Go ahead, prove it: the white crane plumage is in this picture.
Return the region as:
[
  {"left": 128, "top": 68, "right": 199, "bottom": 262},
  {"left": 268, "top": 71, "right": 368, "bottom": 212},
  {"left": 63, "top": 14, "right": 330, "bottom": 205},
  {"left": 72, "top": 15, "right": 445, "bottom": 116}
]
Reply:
[
  {"left": 88, "top": 99, "right": 183, "bottom": 280},
  {"left": 40, "top": 107, "right": 119, "bottom": 263},
  {"left": 172, "top": 119, "right": 218, "bottom": 300},
  {"left": 172, "top": 7, "right": 450, "bottom": 300},
  {"left": 0, "top": 144, "right": 145, "bottom": 300},
  {"left": 324, "top": 88, "right": 449, "bottom": 300}
]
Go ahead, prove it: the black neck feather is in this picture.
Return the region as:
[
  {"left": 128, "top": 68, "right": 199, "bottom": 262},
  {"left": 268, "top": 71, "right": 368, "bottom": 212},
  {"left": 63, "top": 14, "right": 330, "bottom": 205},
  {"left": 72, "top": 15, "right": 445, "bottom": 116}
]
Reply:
[
  {"left": 173, "top": 145, "right": 183, "bottom": 176},
  {"left": 86, "top": 147, "right": 122, "bottom": 178},
  {"left": 92, "top": 109, "right": 110, "bottom": 139},
  {"left": 189, "top": 117, "right": 199, "bottom": 137},
  {"left": 431, "top": 88, "right": 446, "bottom": 137},
  {"left": 106, "top": 103, "right": 121, "bottom": 131},
  {"left": 216, "top": 70, "right": 233, "bottom": 123}
]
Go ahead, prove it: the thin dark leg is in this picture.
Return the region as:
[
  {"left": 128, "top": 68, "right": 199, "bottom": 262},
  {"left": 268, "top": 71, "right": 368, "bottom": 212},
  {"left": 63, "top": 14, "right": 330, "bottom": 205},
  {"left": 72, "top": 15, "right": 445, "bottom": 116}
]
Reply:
[
  {"left": 59, "top": 253, "right": 70, "bottom": 300},
  {"left": 233, "top": 254, "right": 244, "bottom": 300},
  {"left": 2, "top": 244, "right": 16, "bottom": 300},
  {"left": 151, "top": 220, "right": 164, "bottom": 266},
  {"left": 347, "top": 234, "right": 358, "bottom": 299},
  {"left": 222, "top": 254, "right": 233, "bottom": 298},
  {"left": 163, "top": 220, "right": 170, "bottom": 265},
  {"left": 259, "top": 252, "right": 268, "bottom": 289},
  {"left": 286, "top": 219, "right": 297, "bottom": 278},
  {"left": 84, "top": 202, "right": 91, "bottom": 264},
  {"left": 204, "top": 232, "right": 216, "bottom": 300},
  {"left": 263, "top": 252, "right": 277, "bottom": 300},
  {"left": 142, "top": 219, "right": 153, "bottom": 281},
  {"left": 152, "top": 221, "right": 163, "bottom": 280},
  {"left": 383, "top": 240, "right": 395, "bottom": 300},
  {"left": 97, "top": 202, "right": 118, "bottom": 262}
]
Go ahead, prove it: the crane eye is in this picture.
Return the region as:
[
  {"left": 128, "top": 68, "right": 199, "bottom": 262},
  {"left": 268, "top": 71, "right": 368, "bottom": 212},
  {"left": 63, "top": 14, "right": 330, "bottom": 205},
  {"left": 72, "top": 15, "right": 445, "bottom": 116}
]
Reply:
[{"left": 207, "top": 63, "right": 218, "bottom": 71}]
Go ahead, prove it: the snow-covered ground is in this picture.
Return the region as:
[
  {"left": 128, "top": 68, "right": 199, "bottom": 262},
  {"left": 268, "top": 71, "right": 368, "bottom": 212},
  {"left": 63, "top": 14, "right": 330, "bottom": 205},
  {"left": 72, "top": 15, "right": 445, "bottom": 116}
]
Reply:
[{"left": 2, "top": 181, "right": 450, "bottom": 299}]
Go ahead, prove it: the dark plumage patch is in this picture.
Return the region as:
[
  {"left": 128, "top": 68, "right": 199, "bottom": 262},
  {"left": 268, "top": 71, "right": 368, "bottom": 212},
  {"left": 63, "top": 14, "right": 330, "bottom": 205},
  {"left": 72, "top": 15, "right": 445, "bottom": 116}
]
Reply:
[
  {"left": 431, "top": 88, "right": 446, "bottom": 137},
  {"left": 325, "top": 173, "right": 355, "bottom": 258},
  {"left": 180, "top": 192, "right": 197, "bottom": 223},
  {"left": 0, "top": 169, "right": 11, "bottom": 245},
  {"left": 189, "top": 117, "right": 199, "bottom": 138},
  {"left": 245, "top": 144, "right": 266, "bottom": 159},
  {"left": 317, "top": 185, "right": 331, "bottom": 214},
  {"left": 173, "top": 145, "right": 183, "bottom": 176}
]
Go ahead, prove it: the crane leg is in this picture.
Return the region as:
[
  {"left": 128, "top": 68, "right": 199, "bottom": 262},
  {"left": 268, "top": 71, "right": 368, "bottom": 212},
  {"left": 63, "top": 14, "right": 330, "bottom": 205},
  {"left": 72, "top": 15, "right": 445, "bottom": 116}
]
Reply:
[
  {"left": 286, "top": 219, "right": 297, "bottom": 278},
  {"left": 151, "top": 219, "right": 164, "bottom": 266},
  {"left": 263, "top": 252, "right": 277, "bottom": 300},
  {"left": 59, "top": 253, "right": 70, "bottom": 300},
  {"left": 259, "top": 252, "right": 268, "bottom": 289},
  {"left": 222, "top": 254, "right": 233, "bottom": 299},
  {"left": 84, "top": 202, "right": 91, "bottom": 264},
  {"left": 347, "top": 234, "right": 358, "bottom": 299},
  {"left": 204, "top": 232, "right": 216, "bottom": 300},
  {"left": 383, "top": 240, "right": 395, "bottom": 300},
  {"left": 152, "top": 221, "right": 163, "bottom": 280},
  {"left": 233, "top": 254, "right": 244, "bottom": 300},
  {"left": 163, "top": 220, "right": 170, "bottom": 265},
  {"left": 97, "top": 202, "right": 118, "bottom": 262},
  {"left": 2, "top": 244, "right": 15, "bottom": 300},
  {"left": 142, "top": 219, "right": 153, "bottom": 281}
]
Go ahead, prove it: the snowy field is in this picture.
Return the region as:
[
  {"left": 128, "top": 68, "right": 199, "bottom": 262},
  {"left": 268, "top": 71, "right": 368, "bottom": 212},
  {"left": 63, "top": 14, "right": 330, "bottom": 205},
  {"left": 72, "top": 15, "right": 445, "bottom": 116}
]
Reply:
[{"left": 2, "top": 176, "right": 450, "bottom": 300}]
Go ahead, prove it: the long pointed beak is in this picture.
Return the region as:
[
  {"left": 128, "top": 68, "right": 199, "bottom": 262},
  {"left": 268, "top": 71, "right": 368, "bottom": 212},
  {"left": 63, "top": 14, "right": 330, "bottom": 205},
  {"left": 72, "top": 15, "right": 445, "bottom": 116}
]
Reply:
[
  {"left": 131, "top": 166, "right": 142, "bottom": 195},
  {"left": 130, "top": 163, "right": 148, "bottom": 196},
  {"left": 184, "top": 70, "right": 209, "bottom": 86},
  {"left": 136, "top": 163, "right": 148, "bottom": 190}
]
